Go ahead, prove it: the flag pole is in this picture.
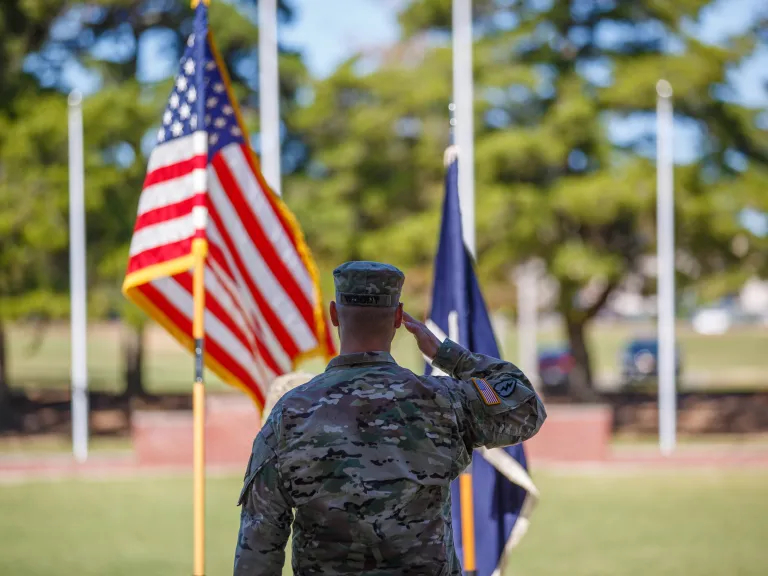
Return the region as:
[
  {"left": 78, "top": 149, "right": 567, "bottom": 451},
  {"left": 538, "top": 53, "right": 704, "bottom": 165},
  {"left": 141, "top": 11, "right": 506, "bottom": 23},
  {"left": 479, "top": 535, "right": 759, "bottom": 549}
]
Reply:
[
  {"left": 516, "top": 261, "right": 541, "bottom": 393},
  {"left": 453, "top": 0, "right": 476, "bottom": 259},
  {"left": 190, "top": 3, "right": 209, "bottom": 574},
  {"left": 452, "top": 0, "right": 477, "bottom": 572},
  {"left": 192, "top": 235, "right": 207, "bottom": 576},
  {"left": 259, "top": 0, "right": 281, "bottom": 196},
  {"left": 68, "top": 89, "right": 88, "bottom": 463},
  {"left": 656, "top": 79, "right": 676, "bottom": 455}
]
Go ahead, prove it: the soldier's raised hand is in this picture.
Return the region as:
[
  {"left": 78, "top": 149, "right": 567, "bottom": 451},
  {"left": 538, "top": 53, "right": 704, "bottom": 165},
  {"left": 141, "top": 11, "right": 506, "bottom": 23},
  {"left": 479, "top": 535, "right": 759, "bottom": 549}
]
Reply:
[{"left": 402, "top": 311, "right": 441, "bottom": 360}]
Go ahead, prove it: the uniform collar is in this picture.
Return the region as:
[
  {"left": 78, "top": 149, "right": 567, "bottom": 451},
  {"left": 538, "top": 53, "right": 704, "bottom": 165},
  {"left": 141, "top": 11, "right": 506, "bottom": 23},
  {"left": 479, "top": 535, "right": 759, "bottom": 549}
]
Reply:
[{"left": 326, "top": 351, "right": 397, "bottom": 370}]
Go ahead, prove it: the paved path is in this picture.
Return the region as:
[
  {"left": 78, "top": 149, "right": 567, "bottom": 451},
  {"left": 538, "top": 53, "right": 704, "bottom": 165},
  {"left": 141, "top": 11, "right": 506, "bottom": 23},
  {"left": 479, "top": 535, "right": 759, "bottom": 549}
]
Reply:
[{"left": 2, "top": 445, "right": 768, "bottom": 483}]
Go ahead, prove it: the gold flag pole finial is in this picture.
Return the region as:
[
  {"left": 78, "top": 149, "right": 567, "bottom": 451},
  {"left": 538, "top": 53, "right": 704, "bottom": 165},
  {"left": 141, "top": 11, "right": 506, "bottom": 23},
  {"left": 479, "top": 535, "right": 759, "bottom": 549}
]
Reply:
[{"left": 191, "top": 0, "right": 210, "bottom": 8}]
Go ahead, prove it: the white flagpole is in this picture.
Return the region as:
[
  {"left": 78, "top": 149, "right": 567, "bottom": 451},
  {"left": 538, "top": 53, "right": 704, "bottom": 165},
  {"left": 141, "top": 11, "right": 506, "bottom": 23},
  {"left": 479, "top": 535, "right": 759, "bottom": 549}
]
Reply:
[
  {"left": 656, "top": 79, "right": 676, "bottom": 455},
  {"left": 453, "top": 0, "right": 475, "bottom": 257},
  {"left": 259, "top": 0, "right": 281, "bottom": 196},
  {"left": 68, "top": 90, "right": 88, "bottom": 463},
  {"left": 453, "top": 3, "right": 479, "bottom": 574},
  {"left": 516, "top": 261, "right": 540, "bottom": 388}
]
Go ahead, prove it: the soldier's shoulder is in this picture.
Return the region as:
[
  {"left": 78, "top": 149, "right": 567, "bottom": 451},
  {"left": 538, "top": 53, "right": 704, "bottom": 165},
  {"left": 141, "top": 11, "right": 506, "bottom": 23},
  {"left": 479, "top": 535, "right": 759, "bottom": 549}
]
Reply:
[
  {"left": 411, "top": 372, "right": 460, "bottom": 404},
  {"left": 273, "top": 372, "right": 332, "bottom": 408}
]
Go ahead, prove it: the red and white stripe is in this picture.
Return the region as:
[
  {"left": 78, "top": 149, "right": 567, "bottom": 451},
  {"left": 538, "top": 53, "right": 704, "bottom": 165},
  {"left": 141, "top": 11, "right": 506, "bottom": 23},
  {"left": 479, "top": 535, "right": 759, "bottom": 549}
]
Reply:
[{"left": 126, "top": 131, "right": 327, "bottom": 404}]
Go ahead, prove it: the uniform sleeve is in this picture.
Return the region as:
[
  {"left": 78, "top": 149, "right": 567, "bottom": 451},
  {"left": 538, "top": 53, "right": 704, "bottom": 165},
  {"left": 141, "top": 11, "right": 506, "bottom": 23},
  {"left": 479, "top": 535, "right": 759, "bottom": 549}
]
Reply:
[
  {"left": 233, "top": 418, "right": 293, "bottom": 576},
  {"left": 433, "top": 339, "right": 546, "bottom": 450}
]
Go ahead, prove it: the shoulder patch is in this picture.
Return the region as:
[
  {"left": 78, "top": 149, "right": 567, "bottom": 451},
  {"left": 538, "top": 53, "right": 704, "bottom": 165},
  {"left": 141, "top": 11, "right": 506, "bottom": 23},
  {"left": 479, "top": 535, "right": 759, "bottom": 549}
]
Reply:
[{"left": 472, "top": 378, "right": 501, "bottom": 406}]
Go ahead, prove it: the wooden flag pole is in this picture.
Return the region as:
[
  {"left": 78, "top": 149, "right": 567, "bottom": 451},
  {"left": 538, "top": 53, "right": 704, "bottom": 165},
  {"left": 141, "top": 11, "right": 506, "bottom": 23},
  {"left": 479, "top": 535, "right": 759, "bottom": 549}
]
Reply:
[
  {"left": 192, "top": 237, "right": 208, "bottom": 575},
  {"left": 190, "top": 4, "right": 209, "bottom": 575},
  {"left": 189, "top": 3, "right": 210, "bottom": 573},
  {"left": 459, "top": 474, "right": 477, "bottom": 575}
]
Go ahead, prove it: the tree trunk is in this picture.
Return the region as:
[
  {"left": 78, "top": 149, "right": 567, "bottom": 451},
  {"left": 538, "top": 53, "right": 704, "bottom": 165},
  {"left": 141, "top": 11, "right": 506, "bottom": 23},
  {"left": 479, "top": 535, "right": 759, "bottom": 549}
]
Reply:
[
  {"left": 564, "top": 315, "right": 600, "bottom": 402},
  {"left": 0, "top": 323, "right": 12, "bottom": 427},
  {"left": 122, "top": 323, "right": 146, "bottom": 399},
  {"left": 0, "top": 323, "right": 11, "bottom": 404}
]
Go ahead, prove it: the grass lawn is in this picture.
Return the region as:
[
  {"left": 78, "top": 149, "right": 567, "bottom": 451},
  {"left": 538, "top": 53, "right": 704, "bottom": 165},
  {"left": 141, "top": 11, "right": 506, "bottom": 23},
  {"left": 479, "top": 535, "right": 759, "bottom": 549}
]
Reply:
[
  {"left": 7, "top": 320, "right": 768, "bottom": 394},
  {"left": 0, "top": 435, "right": 133, "bottom": 456},
  {"left": 0, "top": 469, "right": 766, "bottom": 575}
]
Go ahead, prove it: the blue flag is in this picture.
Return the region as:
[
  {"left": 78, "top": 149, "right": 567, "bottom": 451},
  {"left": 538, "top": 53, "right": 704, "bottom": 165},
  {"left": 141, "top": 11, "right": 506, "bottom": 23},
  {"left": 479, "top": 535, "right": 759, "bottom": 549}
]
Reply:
[{"left": 426, "top": 148, "right": 536, "bottom": 576}]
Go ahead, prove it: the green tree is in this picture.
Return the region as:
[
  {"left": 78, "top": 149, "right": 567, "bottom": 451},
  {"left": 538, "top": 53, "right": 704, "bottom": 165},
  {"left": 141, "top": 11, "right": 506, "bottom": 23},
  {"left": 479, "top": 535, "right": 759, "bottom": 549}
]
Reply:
[
  {"left": 0, "top": 94, "right": 71, "bottom": 417},
  {"left": 287, "top": 46, "right": 461, "bottom": 304},
  {"left": 290, "top": 0, "right": 767, "bottom": 400},
  {"left": 0, "top": 0, "right": 309, "bottom": 401},
  {"left": 0, "top": 0, "right": 68, "bottom": 412}
]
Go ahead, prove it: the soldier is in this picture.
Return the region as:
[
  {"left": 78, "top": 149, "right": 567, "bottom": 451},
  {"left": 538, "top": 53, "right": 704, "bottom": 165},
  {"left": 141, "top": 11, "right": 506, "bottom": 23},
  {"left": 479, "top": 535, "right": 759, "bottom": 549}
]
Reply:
[{"left": 234, "top": 261, "right": 546, "bottom": 576}]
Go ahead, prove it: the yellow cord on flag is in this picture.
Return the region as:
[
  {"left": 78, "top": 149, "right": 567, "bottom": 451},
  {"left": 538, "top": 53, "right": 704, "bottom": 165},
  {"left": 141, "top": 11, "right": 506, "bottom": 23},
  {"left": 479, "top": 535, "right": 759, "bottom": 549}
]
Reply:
[
  {"left": 192, "top": 237, "right": 208, "bottom": 576},
  {"left": 459, "top": 471, "right": 477, "bottom": 574}
]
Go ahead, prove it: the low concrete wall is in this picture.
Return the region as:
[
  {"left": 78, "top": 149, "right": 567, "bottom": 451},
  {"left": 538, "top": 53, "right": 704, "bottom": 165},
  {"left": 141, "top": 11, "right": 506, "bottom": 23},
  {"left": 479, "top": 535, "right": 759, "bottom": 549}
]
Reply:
[
  {"left": 609, "top": 392, "right": 768, "bottom": 434},
  {"left": 133, "top": 397, "right": 612, "bottom": 466}
]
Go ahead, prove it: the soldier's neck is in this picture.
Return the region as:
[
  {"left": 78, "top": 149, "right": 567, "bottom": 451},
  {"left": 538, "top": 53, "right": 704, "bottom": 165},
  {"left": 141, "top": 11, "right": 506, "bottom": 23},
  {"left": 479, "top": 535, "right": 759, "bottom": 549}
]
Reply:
[{"left": 339, "top": 340, "right": 392, "bottom": 355}]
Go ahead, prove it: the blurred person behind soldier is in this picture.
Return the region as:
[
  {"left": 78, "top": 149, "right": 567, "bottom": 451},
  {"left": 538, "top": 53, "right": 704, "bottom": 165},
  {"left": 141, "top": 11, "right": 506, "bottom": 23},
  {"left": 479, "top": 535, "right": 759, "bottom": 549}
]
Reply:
[
  {"left": 261, "top": 371, "right": 316, "bottom": 421},
  {"left": 234, "top": 261, "right": 547, "bottom": 576}
]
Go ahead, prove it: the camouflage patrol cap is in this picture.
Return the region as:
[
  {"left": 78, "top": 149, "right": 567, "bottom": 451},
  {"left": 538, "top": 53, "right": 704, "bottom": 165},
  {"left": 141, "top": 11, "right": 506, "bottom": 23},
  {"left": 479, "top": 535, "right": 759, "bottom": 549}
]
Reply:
[{"left": 333, "top": 261, "right": 405, "bottom": 307}]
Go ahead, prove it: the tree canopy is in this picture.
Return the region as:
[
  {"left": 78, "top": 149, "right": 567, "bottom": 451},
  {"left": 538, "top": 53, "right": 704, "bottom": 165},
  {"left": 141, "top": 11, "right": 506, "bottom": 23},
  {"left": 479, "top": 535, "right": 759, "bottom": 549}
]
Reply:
[
  {"left": 0, "top": 0, "right": 765, "bottom": 401},
  {"left": 287, "top": 0, "right": 768, "bottom": 397}
]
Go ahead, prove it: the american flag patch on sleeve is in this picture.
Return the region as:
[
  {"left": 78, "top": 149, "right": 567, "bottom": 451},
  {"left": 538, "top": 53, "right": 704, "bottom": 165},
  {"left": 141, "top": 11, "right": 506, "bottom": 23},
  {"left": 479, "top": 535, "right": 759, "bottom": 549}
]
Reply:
[{"left": 472, "top": 378, "right": 501, "bottom": 406}]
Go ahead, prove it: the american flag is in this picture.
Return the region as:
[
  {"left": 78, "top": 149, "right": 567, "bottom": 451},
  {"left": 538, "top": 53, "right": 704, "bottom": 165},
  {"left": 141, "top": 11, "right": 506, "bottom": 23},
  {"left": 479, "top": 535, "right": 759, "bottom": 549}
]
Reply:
[
  {"left": 472, "top": 378, "right": 501, "bottom": 406},
  {"left": 123, "top": 4, "right": 334, "bottom": 408}
]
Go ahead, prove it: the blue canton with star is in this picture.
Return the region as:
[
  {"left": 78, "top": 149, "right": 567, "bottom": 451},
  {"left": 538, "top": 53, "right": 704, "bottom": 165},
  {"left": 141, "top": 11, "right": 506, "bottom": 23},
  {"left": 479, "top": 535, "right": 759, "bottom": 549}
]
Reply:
[{"left": 155, "top": 6, "right": 245, "bottom": 161}]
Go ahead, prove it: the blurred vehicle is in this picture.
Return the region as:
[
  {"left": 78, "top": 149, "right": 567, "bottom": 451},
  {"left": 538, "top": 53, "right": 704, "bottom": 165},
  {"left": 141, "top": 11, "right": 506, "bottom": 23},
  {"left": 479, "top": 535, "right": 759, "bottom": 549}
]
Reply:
[
  {"left": 537, "top": 346, "right": 575, "bottom": 393},
  {"left": 691, "top": 307, "right": 731, "bottom": 335},
  {"left": 620, "top": 338, "right": 682, "bottom": 389}
]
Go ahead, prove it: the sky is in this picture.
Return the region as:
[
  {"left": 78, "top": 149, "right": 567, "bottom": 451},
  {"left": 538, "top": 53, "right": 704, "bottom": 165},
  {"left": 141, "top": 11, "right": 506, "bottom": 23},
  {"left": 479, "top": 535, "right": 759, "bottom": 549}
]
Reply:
[
  {"left": 57, "top": 0, "right": 767, "bottom": 115},
  {"left": 280, "top": 0, "right": 403, "bottom": 78},
  {"left": 283, "top": 0, "right": 766, "bottom": 103}
]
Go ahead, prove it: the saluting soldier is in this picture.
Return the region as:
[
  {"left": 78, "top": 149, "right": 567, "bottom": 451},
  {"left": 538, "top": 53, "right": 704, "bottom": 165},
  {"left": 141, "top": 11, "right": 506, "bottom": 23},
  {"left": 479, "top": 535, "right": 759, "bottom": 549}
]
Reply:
[{"left": 234, "top": 261, "right": 546, "bottom": 576}]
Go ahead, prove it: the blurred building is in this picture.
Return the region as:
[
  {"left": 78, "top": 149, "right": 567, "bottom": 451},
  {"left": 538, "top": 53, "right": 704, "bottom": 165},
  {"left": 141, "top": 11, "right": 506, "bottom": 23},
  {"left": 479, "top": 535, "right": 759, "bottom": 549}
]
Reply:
[{"left": 740, "top": 277, "right": 768, "bottom": 319}]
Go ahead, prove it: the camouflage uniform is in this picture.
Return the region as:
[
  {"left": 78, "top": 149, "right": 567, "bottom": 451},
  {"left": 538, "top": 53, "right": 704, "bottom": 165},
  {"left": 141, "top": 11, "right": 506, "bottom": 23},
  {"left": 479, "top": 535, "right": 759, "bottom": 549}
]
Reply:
[{"left": 234, "top": 262, "right": 546, "bottom": 576}]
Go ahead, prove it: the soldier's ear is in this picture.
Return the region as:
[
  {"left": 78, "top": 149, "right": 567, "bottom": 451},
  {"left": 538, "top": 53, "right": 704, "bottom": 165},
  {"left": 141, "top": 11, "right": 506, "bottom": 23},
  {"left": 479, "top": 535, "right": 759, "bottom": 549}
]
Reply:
[
  {"left": 394, "top": 303, "right": 403, "bottom": 329},
  {"left": 329, "top": 301, "right": 339, "bottom": 327}
]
